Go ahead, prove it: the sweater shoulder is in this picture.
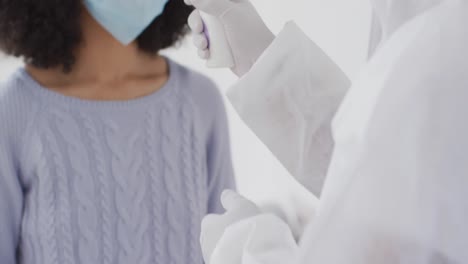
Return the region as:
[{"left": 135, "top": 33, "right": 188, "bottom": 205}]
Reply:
[
  {"left": 0, "top": 70, "right": 40, "bottom": 143},
  {"left": 170, "top": 61, "right": 226, "bottom": 121}
]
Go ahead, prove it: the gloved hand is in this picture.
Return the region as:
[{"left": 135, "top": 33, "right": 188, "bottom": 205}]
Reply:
[
  {"left": 210, "top": 214, "right": 299, "bottom": 264},
  {"left": 184, "top": 0, "right": 275, "bottom": 77},
  {"left": 200, "top": 190, "right": 261, "bottom": 264}
]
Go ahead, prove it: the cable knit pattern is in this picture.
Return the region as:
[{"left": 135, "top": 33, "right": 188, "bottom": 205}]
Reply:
[
  {"left": 180, "top": 91, "right": 202, "bottom": 264},
  {"left": 81, "top": 114, "right": 115, "bottom": 264},
  {"left": 47, "top": 109, "right": 75, "bottom": 264},
  {"left": 160, "top": 95, "right": 186, "bottom": 264},
  {"left": 145, "top": 108, "right": 166, "bottom": 264},
  {"left": 36, "top": 133, "right": 59, "bottom": 264},
  {"left": 0, "top": 59, "right": 235, "bottom": 264},
  {"left": 104, "top": 119, "right": 148, "bottom": 264},
  {"left": 68, "top": 113, "right": 100, "bottom": 264}
]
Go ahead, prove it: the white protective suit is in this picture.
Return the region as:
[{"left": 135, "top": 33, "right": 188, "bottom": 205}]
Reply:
[{"left": 195, "top": 0, "right": 468, "bottom": 263}]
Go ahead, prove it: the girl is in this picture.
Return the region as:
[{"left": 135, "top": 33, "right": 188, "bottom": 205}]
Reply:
[{"left": 0, "top": 0, "right": 235, "bottom": 263}]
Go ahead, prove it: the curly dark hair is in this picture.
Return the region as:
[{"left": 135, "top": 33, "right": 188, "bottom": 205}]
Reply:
[{"left": 0, "top": 0, "right": 193, "bottom": 72}]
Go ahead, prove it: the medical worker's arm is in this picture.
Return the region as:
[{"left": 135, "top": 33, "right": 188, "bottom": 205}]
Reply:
[
  {"left": 0, "top": 107, "right": 24, "bottom": 263},
  {"left": 227, "top": 23, "right": 349, "bottom": 196},
  {"left": 187, "top": 0, "right": 349, "bottom": 196}
]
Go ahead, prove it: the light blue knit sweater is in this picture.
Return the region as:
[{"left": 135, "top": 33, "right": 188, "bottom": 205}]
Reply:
[{"left": 0, "top": 59, "right": 235, "bottom": 264}]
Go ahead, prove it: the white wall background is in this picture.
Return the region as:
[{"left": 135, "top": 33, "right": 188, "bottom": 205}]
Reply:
[{"left": 0, "top": 0, "right": 371, "bottom": 219}]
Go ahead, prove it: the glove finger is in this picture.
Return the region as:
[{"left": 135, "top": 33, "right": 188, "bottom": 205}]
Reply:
[
  {"left": 198, "top": 49, "right": 210, "bottom": 60},
  {"left": 193, "top": 34, "right": 209, "bottom": 49},
  {"left": 184, "top": 0, "right": 192, "bottom": 6},
  {"left": 221, "top": 190, "right": 253, "bottom": 211},
  {"left": 190, "top": 0, "right": 234, "bottom": 16},
  {"left": 188, "top": 10, "right": 204, "bottom": 33}
]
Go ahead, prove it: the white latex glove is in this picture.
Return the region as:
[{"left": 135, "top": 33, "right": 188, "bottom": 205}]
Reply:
[
  {"left": 200, "top": 190, "right": 261, "bottom": 264},
  {"left": 185, "top": 0, "right": 275, "bottom": 76},
  {"left": 210, "top": 214, "right": 299, "bottom": 264}
]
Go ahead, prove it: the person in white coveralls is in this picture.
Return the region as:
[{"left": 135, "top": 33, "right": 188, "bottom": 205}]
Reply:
[{"left": 185, "top": 0, "right": 468, "bottom": 263}]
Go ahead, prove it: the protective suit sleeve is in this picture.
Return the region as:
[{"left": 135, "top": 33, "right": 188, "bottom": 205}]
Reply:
[
  {"left": 227, "top": 22, "right": 350, "bottom": 196},
  {"left": 297, "top": 2, "right": 468, "bottom": 263}
]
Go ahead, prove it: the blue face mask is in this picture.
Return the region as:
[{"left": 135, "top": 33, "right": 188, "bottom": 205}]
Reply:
[{"left": 84, "top": 0, "right": 170, "bottom": 45}]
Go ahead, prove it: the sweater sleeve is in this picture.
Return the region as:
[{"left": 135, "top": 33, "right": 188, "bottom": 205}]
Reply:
[
  {"left": 176, "top": 62, "right": 236, "bottom": 215},
  {"left": 0, "top": 89, "right": 25, "bottom": 264},
  {"left": 205, "top": 87, "right": 236, "bottom": 214},
  {"left": 0, "top": 138, "right": 23, "bottom": 263}
]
